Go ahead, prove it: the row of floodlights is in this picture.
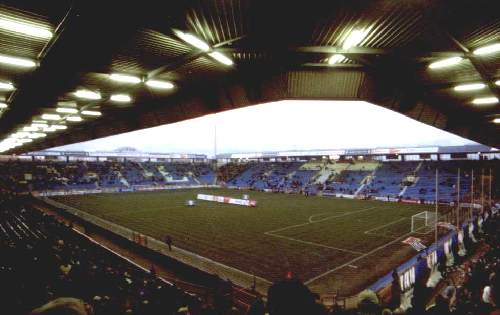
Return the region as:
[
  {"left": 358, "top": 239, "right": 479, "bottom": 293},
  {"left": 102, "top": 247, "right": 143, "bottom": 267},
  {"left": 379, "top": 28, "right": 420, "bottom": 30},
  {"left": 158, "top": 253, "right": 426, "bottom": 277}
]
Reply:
[
  {"left": 0, "top": 108, "right": 103, "bottom": 152},
  {"left": 429, "top": 43, "right": 500, "bottom": 69},
  {"left": 453, "top": 81, "right": 500, "bottom": 106}
]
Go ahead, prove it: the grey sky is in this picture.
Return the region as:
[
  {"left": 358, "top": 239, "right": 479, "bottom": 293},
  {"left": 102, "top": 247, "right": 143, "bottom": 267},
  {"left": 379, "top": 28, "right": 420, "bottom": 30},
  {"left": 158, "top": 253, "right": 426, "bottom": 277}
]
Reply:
[{"left": 50, "top": 100, "right": 477, "bottom": 156}]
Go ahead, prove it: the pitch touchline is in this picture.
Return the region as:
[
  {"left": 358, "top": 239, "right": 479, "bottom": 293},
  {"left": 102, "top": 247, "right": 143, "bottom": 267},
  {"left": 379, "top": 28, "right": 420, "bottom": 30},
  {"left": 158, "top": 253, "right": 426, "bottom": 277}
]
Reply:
[
  {"left": 265, "top": 206, "right": 378, "bottom": 234},
  {"left": 264, "top": 231, "right": 364, "bottom": 255}
]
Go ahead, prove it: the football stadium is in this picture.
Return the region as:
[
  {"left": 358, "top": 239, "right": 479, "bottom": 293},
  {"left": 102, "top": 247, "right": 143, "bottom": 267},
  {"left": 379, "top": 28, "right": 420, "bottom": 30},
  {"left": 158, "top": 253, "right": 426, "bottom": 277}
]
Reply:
[{"left": 0, "top": 2, "right": 499, "bottom": 315}]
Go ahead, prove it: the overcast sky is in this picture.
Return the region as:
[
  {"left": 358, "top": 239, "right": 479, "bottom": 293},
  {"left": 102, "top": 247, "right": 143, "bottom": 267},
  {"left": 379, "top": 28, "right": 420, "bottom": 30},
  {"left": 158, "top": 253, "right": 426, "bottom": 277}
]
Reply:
[{"left": 49, "top": 100, "right": 477, "bottom": 156}]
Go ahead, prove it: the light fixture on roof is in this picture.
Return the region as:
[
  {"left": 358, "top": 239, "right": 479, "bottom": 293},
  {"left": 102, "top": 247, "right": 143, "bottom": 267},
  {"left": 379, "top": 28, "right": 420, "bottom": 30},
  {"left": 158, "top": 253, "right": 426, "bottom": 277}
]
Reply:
[
  {"left": 328, "top": 54, "right": 346, "bottom": 64},
  {"left": 43, "top": 126, "right": 57, "bottom": 132},
  {"left": 110, "top": 94, "right": 132, "bottom": 103},
  {"left": 428, "top": 56, "right": 463, "bottom": 69},
  {"left": 31, "top": 123, "right": 48, "bottom": 128},
  {"left": 74, "top": 89, "right": 102, "bottom": 100},
  {"left": 0, "top": 102, "right": 7, "bottom": 109},
  {"left": 11, "top": 132, "right": 29, "bottom": 138},
  {"left": 52, "top": 124, "right": 67, "bottom": 130},
  {"left": 32, "top": 120, "right": 47, "bottom": 124},
  {"left": 208, "top": 51, "right": 233, "bottom": 66},
  {"left": 0, "top": 81, "right": 15, "bottom": 91},
  {"left": 27, "top": 132, "right": 46, "bottom": 139},
  {"left": 23, "top": 126, "right": 37, "bottom": 132},
  {"left": 342, "top": 29, "right": 368, "bottom": 50},
  {"left": 57, "top": 101, "right": 77, "bottom": 107},
  {"left": 41, "top": 113, "right": 62, "bottom": 121},
  {"left": 81, "top": 110, "right": 102, "bottom": 116},
  {"left": 493, "top": 118, "right": 500, "bottom": 124},
  {"left": 174, "top": 30, "right": 210, "bottom": 51},
  {"left": 56, "top": 107, "right": 79, "bottom": 114},
  {"left": 0, "top": 53, "right": 37, "bottom": 68},
  {"left": 18, "top": 138, "right": 33, "bottom": 143},
  {"left": 472, "top": 96, "right": 499, "bottom": 105},
  {"left": 453, "top": 83, "right": 486, "bottom": 92},
  {"left": 473, "top": 43, "right": 500, "bottom": 56},
  {"left": 109, "top": 73, "right": 142, "bottom": 84},
  {"left": 145, "top": 79, "right": 174, "bottom": 89},
  {"left": 0, "top": 17, "right": 53, "bottom": 39},
  {"left": 66, "top": 115, "right": 83, "bottom": 122}
]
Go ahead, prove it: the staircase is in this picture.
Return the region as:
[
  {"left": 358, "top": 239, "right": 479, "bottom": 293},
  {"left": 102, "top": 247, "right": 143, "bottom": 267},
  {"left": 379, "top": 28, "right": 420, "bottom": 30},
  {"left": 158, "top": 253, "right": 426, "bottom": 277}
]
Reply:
[{"left": 314, "top": 169, "right": 333, "bottom": 184}]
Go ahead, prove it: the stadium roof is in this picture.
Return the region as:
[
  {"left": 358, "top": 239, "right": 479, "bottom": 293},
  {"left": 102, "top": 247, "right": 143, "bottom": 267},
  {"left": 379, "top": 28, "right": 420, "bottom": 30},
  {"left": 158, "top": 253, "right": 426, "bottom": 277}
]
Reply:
[{"left": 0, "top": 0, "right": 499, "bottom": 153}]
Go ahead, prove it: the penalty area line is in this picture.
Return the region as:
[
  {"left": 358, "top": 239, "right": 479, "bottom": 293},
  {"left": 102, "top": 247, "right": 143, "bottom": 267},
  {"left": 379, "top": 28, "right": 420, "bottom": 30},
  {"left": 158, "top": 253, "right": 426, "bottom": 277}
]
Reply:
[
  {"left": 363, "top": 217, "right": 408, "bottom": 235},
  {"left": 304, "top": 229, "right": 418, "bottom": 286},
  {"left": 264, "top": 231, "right": 364, "bottom": 255},
  {"left": 266, "top": 206, "right": 378, "bottom": 234}
]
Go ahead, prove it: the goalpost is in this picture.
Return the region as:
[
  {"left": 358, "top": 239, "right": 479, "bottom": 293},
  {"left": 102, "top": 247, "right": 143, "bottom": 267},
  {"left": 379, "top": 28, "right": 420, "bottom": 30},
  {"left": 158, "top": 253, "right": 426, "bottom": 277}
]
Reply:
[{"left": 411, "top": 211, "right": 437, "bottom": 234}]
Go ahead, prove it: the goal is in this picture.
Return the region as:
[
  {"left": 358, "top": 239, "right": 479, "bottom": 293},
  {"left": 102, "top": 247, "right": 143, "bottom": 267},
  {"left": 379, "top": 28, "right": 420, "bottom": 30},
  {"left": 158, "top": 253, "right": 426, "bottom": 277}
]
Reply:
[{"left": 411, "top": 211, "right": 437, "bottom": 234}]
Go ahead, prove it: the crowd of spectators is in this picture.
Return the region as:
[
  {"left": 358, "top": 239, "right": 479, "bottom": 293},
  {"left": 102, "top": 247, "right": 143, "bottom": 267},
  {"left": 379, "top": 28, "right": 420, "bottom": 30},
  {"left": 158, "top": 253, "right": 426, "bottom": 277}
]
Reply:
[
  {"left": 0, "top": 196, "right": 239, "bottom": 315},
  {"left": 0, "top": 160, "right": 216, "bottom": 192}
]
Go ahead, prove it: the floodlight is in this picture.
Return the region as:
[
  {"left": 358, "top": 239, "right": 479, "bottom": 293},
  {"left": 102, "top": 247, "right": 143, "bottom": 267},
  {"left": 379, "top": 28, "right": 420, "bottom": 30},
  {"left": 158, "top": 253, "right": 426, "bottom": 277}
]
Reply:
[
  {"left": 0, "top": 102, "right": 7, "bottom": 109},
  {"left": 328, "top": 54, "right": 346, "bottom": 64},
  {"left": 18, "top": 138, "right": 33, "bottom": 143},
  {"left": 0, "top": 53, "right": 37, "bottom": 68},
  {"left": 41, "top": 113, "right": 62, "bottom": 121},
  {"left": 453, "top": 83, "right": 486, "bottom": 92},
  {"left": 12, "top": 132, "right": 29, "bottom": 138},
  {"left": 23, "top": 126, "right": 37, "bottom": 132},
  {"left": 145, "top": 79, "right": 174, "bottom": 89},
  {"left": 495, "top": 80, "right": 500, "bottom": 86},
  {"left": 208, "top": 51, "right": 233, "bottom": 66},
  {"left": 110, "top": 94, "right": 132, "bottom": 103},
  {"left": 56, "top": 107, "right": 78, "bottom": 114},
  {"left": 428, "top": 57, "right": 463, "bottom": 69},
  {"left": 109, "top": 73, "right": 141, "bottom": 84},
  {"left": 473, "top": 43, "right": 500, "bottom": 56},
  {"left": 472, "top": 97, "right": 499, "bottom": 105},
  {"left": 493, "top": 118, "right": 500, "bottom": 124},
  {"left": 31, "top": 123, "right": 48, "bottom": 128},
  {"left": 173, "top": 30, "right": 210, "bottom": 51},
  {"left": 0, "top": 81, "right": 15, "bottom": 91},
  {"left": 66, "top": 115, "right": 83, "bottom": 122},
  {"left": 74, "top": 89, "right": 101, "bottom": 100},
  {"left": 81, "top": 110, "right": 102, "bottom": 116},
  {"left": 27, "top": 132, "right": 46, "bottom": 139},
  {"left": 0, "top": 18, "right": 52, "bottom": 39},
  {"left": 43, "top": 126, "right": 57, "bottom": 132},
  {"left": 343, "top": 29, "right": 367, "bottom": 50},
  {"left": 52, "top": 124, "right": 67, "bottom": 130}
]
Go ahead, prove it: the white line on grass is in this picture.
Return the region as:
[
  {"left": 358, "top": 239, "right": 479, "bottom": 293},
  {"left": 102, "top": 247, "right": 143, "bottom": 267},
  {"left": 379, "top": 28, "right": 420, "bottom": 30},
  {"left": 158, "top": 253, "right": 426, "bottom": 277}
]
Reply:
[
  {"left": 363, "top": 217, "right": 408, "bottom": 235},
  {"left": 304, "top": 226, "right": 428, "bottom": 285},
  {"left": 308, "top": 213, "right": 330, "bottom": 223},
  {"left": 266, "top": 206, "right": 378, "bottom": 234},
  {"left": 264, "top": 231, "right": 364, "bottom": 255}
]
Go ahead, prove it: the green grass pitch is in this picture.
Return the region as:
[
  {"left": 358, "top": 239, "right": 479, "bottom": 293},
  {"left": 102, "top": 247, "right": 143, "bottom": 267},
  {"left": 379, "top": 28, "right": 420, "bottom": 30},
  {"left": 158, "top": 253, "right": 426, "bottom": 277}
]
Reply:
[{"left": 51, "top": 188, "right": 439, "bottom": 294}]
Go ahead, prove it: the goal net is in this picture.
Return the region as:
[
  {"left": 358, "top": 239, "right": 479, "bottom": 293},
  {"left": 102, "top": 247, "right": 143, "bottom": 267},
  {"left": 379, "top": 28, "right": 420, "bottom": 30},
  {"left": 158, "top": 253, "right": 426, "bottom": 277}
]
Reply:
[{"left": 411, "top": 211, "right": 437, "bottom": 234}]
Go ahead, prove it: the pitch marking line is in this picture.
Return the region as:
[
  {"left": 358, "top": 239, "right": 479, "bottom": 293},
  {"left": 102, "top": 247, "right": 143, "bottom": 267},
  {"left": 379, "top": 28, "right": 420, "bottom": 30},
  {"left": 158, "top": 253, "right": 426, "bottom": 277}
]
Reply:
[
  {"left": 264, "top": 206, "right": 380, "bottom": 256},
  {"left": 304, "top": 225, "right": 430, "bottom": 285},
  {"left": 264, "top": 231, "right": 364, "bottom": 255},
  {"left": 308, "top": 213, "right": 330, "bottom": 223},
  {"left": 363, "top": 217, "right": 408, "bottom": 235},
  {"left": 266, "top": 206, "right": 378, "bottom": 234}
]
